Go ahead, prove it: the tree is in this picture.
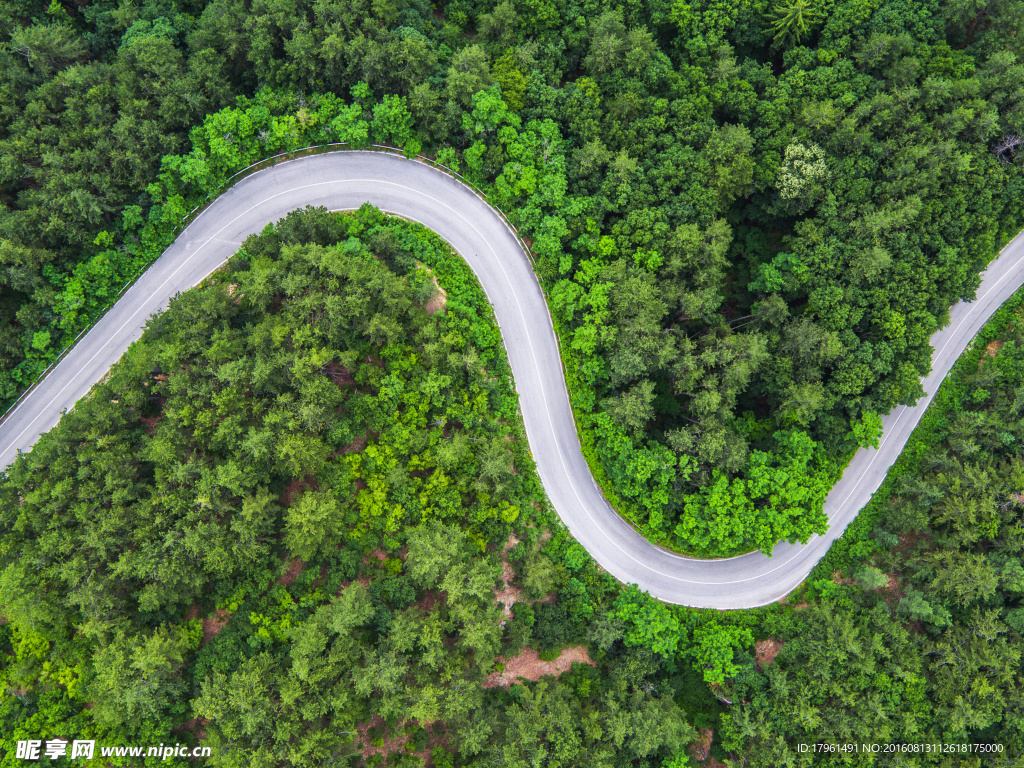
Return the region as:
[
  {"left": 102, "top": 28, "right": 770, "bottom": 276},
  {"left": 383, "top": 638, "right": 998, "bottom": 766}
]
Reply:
[
  {"left": 776, "top": 142, "right": 829, "bottom": 212},
  {"left": 701, "top": 123, "right": 755, "bottom": 204},
  {"left": 602, "top": 379, "right": 657, "bottom": 436},
  {"left": 371, "top": 94, "right": 417, "bottom": 152},
  {"left": 90, "top": 625, "right": 198, "bottom": 727},
  {"left": 851, "top": 411, "right": 883, "bottom": 449},
  {"left": 583, "top": 10, "right": 627, "bottom": 75},
  {"left": 405, "top": 521, "right": 467, "bottom": 589},
  {"left": 768, "top": 0, "right": 823, "bottom": 48},
  {"left": 444, "top": 45, "right": 493, "bottom": 112},
  {"left": 477, "top": 0, "right": 520, "bottom": 46},
  {"left": 284, "top": 489, "right": 346, "bottom": 561}
]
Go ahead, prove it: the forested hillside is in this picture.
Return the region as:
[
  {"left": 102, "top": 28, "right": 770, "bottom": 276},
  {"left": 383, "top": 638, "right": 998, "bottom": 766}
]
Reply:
[
  {"left": 712, "top": 286, "right": 1024, "bottom": 765},
  {"left": 1, "top": 209, "right": 1023, "bottom": 766},
  {"left": 2, "top": 0, "right": 1023, "bottom": 555},
  {"left": 0, "top": 210, "right": 697, "bottom": 766}
]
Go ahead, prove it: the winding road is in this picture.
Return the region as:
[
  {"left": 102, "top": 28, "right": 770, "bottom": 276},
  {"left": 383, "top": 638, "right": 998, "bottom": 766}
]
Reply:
[{"left": 1, "top": 151, "right": 1022, "bottom": 609}]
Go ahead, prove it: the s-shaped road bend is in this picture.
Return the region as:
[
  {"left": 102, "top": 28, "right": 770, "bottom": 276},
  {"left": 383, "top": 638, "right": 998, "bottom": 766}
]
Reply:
[{"left": 1, "top": 152, "right": 1023, "bottom": 609}]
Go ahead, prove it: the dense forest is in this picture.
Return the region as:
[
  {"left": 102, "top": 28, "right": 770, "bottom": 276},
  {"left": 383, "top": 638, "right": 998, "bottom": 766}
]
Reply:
[
  {"left": 2, "top": 0, "right": 1024, "bottom": 763},
  {"left": 0, "top": 210, "right": 700, "bottom": 766},
  {"left": 1, "top": 209, "right": 1023, "bottom": 766},
  {"left": 1, "top": 0, "right": 1022, "bottom": 555}
]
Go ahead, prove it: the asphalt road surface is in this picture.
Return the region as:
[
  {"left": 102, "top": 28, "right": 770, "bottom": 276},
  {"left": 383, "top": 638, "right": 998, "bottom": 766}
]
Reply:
[{"left": 1, "top": 151, "right": 1022, "bottom": 608}]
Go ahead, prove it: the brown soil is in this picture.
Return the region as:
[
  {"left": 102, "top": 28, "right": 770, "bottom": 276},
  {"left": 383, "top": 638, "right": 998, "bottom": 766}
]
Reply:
[
  {"left": 493, "top": 533, "right": 524, "bottom": 620},
  {"left": 483, "top": 645, "right": 596, "bottom": 689},
  {"left": 894, "top": 531, "right": 928, "bottom": 556},
  {"left": 279, "top": 475, "right": 316, "bottom": 507},
  {"left": 415, "top": 589, "right": 445, "bottom": 613},
  {"left": 202, "top": 609, "right": 231, "bottom": 643},
  {"left": 277, "top": 557, "right": 306, "bottom": 586},
  {"left": 779, "top": 593, "right": 810, "bottom": 609},
  {"left": 881, "top": 572, "right": 907, "bottom": 607},
  {"left": 323, "top": 361, "right": 356, "bottom": 387},
  {"left": 355, "top": 716, "right": 444, "bottom": 767},
  {"left": 983, "top": 340, "right": 1005, "bottom": 359},
  {"left": 340, "top": 429, "right": 370, "bottom": 455},
  {"left": 139, "top": 414, "right": 163, "bottom": 435},
  {"left": 174, "top": 717, "right": 210, "bottom": 742},
  {"left": 422, "top": 267, "right": 448, "bottom": 316},
  {"left": 688, "top": 728, "right": 714, "bottom": 763},
  {"left": 831, "top": 569, "right": 858, "bottom": 586},
  {"left": 755, "top": 639, "right": 784, "bottom": 669},
  {"left": 356, "top": 715, "right": 411, "bottom": 762},
  {"left": 493, "top": 584, "right": 523, "bottom": 620}
]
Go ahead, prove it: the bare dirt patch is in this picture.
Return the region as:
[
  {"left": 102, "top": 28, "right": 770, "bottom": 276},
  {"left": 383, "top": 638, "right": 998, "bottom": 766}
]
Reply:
[
  {"left": 881, "top": 572, "right": 906, "bottom": 606},
  {"left": 894, "top": 531, "right": 929, "bottom": 557},
  {"left": 279, "top": 475, "right": 316, "bottom": 507},
  {"left": 755, "top": 638, "right": 784, "bottom": 670},
  {"left": 174, "top": 717, "right": 210, "bottom": 743},
  {"left": 356, "top": 715, "right": 411, "bottom": 762},
  {"left": 831, "top": 569, "right": 855, "bottom": 586},
  {"left": 277, "top": 557, "right": 306, "bottom": 586},
  {"left": 355, "top": 716, "right": 444, "bottom": 767},
  {"left": 415, "top": 589, "right": 445, "bottom": 614},
  {"left": 493, "top": 584, "right": 523, "bottom": 620},
  {"left": 502, "top": 532, "right": 520, "bottom": 554},
  {"left": 983, "top": 340, "right": 1005, "bottom": 359},
  {"left": 779, "top": 593, "right": 810, "bottom": 609},
  {"left": 423, "top": 268, "right": 447, "bottom": 316},
  {"left": 340, "top": 429, "right": 370, "bottom": 455},
  {"left": 323, "top": 361, "right": 355, "bottom": 387},
  {"left": 139, "top": 414, "right": 163, "bottom": 435},
  {"left": 688, "top": 728, "right": 713, "bottom": 763},
  {"left": 202, "top": 609, "right": 231, "bottom": 644},
  {"left": 493, "top": 533, "right": 523, "bottom": 620},
  {"left": 483, "top": 645, "right": 595, "bottom": 688}
]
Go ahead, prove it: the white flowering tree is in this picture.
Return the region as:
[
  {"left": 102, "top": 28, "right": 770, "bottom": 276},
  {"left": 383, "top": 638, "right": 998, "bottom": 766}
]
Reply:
[{"left": 776, "top": 141, "right": 830, "bottom": 213}]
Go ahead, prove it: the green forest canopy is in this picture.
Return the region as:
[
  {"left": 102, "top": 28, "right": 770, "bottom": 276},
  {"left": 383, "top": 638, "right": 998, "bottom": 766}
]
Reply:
[
  {"left": 1, "top": 0, "right": 1023, "bottom": 556},
  {"left": 0, "top": 208, "right": 1023, "bottom": 766},
  {"left": 0, "top": 210, "right": 698, "bottom": 766}
]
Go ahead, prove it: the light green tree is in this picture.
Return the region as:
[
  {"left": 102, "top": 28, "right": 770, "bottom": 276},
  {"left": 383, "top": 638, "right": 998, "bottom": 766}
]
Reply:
[{"left": 769, "top": 0, "right": 824, "bottom": 47}]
